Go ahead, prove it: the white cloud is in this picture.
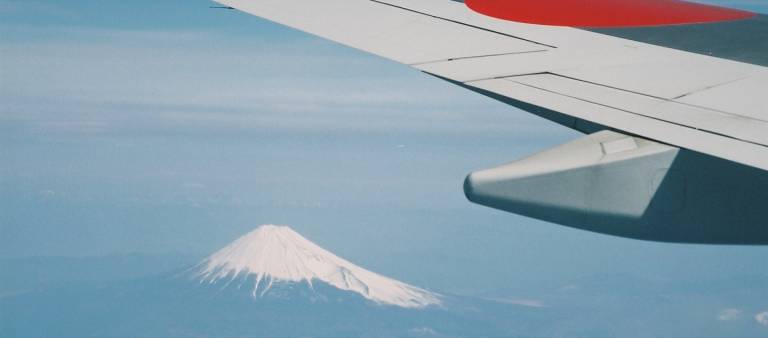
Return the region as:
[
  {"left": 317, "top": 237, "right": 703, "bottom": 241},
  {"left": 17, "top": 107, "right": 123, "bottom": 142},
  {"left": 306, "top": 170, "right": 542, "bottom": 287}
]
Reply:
[
  {"left": 756, "top": 311, "right": 768, "bottom": 327},
  {"left": 181, "top": 182, "right": 206, "bottom": 189},
  {"left": 717, "top": 308, "right": 742, "bottom": 321},
  {"left": 485, "top": 297, "right": 546, "bottom": 308},
  {"left": 37, "top": 190, "right": 56, "bottom": 198},
  {"left": 409, "top": 327, "right": 438, "bottom": 336}
]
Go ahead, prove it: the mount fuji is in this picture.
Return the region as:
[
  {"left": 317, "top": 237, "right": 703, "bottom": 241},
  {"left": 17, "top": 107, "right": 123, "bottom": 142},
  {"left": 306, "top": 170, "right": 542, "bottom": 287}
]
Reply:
[{"left": 192, "top": 225, "right": 440, "bottom": 308}]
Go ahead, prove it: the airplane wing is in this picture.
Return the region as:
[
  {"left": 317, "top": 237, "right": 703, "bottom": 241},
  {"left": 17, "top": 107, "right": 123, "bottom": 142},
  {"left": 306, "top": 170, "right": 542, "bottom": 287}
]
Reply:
[{"left": 214, "top": 0, "right": 768, "bottom": 244}]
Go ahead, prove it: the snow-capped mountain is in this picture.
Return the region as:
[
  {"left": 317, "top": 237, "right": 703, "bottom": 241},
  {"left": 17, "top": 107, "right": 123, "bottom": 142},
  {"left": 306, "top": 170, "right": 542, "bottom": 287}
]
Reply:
[{"left": 194, "top": 225, "right": 440, "bottom": 308}]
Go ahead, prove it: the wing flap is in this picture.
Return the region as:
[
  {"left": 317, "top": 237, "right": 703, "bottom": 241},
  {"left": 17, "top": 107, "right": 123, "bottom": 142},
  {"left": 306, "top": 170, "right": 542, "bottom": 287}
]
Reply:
[
  {"left": 556, "top": 51, "right": 757, "bottom": 99},
  {"left": 506, "top": 73, "right": 768, "bottom": 147},
  {"left": 465, "top": 77, "right": 768, "bottom": 170},
  {"left": 677, "top": 72, "right": 768, "bottom": 121}
]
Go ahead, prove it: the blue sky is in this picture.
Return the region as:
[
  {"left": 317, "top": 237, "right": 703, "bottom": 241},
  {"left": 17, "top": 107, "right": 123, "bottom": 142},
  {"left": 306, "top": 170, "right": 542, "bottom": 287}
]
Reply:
[{"left": 2, "top": 0, "right": 768, "bottom": 297}]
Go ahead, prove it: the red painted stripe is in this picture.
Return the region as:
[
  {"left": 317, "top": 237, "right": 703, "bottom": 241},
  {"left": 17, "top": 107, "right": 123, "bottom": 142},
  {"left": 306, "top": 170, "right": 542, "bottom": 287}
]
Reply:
[{"left": 465, "top": 0, "right": 756, "bottom": 28}]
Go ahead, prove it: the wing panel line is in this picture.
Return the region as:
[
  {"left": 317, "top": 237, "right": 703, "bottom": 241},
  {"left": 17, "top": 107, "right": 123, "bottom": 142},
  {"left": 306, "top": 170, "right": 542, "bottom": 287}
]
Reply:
[{"left": 369, "top": 0, "right": 558, "bottom": 48}]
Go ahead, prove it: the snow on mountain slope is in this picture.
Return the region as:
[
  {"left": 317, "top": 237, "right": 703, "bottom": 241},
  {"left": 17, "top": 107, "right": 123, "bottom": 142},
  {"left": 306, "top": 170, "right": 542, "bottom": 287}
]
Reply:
[{"left": 195, "top": 225, "right": 440, "bottom": 308}]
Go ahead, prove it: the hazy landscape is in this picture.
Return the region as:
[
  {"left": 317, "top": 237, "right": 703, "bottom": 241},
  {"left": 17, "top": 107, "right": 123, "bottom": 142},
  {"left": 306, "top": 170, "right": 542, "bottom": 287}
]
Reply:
[{"left": 2, "top": 226, "right": 767, "bottom": 338}]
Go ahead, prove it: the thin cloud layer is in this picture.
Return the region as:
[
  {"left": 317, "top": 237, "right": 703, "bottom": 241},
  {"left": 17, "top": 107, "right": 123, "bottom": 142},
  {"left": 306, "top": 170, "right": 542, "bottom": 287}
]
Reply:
[{"left": 1, "top": 25, "right": 559, "bottom": 137}]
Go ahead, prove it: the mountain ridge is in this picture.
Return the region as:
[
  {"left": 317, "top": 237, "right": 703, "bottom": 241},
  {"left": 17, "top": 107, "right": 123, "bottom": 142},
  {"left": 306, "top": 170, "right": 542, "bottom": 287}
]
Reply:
[{"left": 193, "top": 225, "right": 441, "bottom": 308}]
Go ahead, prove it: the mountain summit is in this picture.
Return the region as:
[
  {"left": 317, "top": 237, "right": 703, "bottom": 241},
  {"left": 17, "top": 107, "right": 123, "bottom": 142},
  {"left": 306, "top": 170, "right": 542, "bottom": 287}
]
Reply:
[{"left": 195, "top": 225, "right": 440, "bottom": 308}]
